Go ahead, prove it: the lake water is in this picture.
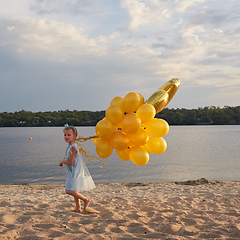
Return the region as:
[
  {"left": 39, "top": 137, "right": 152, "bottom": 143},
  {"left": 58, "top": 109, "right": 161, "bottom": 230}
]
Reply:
[{"left": 0, "top": 126, "right": 239, "bottom": 184}]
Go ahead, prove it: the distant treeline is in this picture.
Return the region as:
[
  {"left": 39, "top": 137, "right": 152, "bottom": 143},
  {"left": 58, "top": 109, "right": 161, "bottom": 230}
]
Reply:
[{"left": 0, "top": 106, "right": 240, "bottom": 127}]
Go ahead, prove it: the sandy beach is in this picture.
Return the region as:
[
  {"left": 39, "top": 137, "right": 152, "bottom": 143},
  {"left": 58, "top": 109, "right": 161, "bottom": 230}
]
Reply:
[{"left": 1, "top": 179, "right": 240, "bottom": 239}]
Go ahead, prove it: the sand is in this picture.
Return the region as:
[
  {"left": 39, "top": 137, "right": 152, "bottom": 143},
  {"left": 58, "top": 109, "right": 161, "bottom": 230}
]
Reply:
[{"left": 1, "top": 179, "right": 240, "bottom": 239}]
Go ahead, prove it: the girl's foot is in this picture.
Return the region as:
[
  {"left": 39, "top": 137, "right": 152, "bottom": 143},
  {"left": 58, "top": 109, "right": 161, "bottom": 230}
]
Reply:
[
  {"left": 84, "top": 198, "right": 91, "bottom": 210},
  {"left": 71, "top": 209, "right": 82, "bottom": 213}
]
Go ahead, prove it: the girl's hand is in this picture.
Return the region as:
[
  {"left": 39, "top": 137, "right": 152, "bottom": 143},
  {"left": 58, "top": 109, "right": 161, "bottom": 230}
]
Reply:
[{"left": 59, "top": 161, "right": 63, "bottom": 167}]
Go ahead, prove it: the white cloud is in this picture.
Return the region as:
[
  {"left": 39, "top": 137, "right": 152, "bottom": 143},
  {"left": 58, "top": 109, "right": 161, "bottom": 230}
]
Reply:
[
  {"left": 121, "top": 0, "right": 168, "bottom": 32},
  {"left": 180, "top": 25, "right": 205, "bottom": 48},
  {"left": 7, "top": 26, "right": 15, "bottom": 31},
  {"left": 0, "top": 16, "right": 106, "bottom": 62},
  {"left": 175, "top": 0, "right": 206, "bottom": 13}
]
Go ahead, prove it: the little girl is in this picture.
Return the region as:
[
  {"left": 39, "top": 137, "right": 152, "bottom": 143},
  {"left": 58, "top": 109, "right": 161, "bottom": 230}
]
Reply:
[{"left": 59, "top": 125, "right": 96, "bottom": 213}]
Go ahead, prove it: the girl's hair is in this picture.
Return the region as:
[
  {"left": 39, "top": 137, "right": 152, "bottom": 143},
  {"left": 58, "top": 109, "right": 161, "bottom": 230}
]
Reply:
[{"left": 64, "top": 126, "right": 78, "bottom": 137}]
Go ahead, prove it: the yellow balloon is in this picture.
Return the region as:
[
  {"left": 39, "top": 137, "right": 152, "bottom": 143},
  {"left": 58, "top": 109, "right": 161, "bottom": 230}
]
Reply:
[
  {"left": 110, "top": 131, "right": 129, "bottom": 150},
  {"left": 116, "top": 113, "right": 135, "bottom": 130},
  {"left": 121, "top": 114, "right": 141, "bottom": 134},
  {"left": 96, "top": 139, "right": 113, "bottom": 158},
  {"left": 127, "top": 129, "right": 149, "bottom": 147},
  {"left": 116, "top": 147, "right": 130, "bottom": 161},
  {"left": 95, "top": 118, "right": 115, "bottom": 139},
  {"left": 142, "top": 144, "right": 149, "bottom": 153},
  {"left": 116, "top": 113, "right": 127, "bottom": 130},
  {"left": 144, "top": 118, "right": 169, "bottom": 137},
  {"left": 123, "top": 92, "right": 141, "bottom": 113},
  {"left": 146, "top": 89, "right": 169, "bottom": 113},
  {"left": 159, "top": 78, "right": 180, "bottom": 106},
  {"left": 136, "top": 104, "right": 156, "bottom": 123},
  {"left": 138, "top": 93, "right": 145, "bottom": 106},
  {"left": 145, "top": 136, "right": 167, "bottom": 154},
  {"left": 93, "top": 136, "right": 101, "bottom": 146},
  {"left": 106, "top": 104, "right": 123, "bottom": 125},
  {"left": 130, "top": 146, "right": 149, "bottom": 166},
  {"left": 110, "top": 96, "right": 124, "bottom": 111}
]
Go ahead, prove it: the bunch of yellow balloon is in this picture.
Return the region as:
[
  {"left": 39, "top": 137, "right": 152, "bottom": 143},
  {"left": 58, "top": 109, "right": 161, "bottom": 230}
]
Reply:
[{"left": 94, "top": 78, "right": 180, "bottom": 166}]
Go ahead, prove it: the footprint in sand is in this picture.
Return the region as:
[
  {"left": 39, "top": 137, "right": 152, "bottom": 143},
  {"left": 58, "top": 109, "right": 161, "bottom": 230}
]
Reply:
[
  {"left": 126, "top": 222, "right": 149, "bottom": 234},
  {"left": 37, "top": 203, "right": 49, "bottom": 208},
  {"left": 19, "top": 229, "right": 38, "bottom": 238},
  {"left": 180, "top": 217, "right": 197, "bottom": 226},
  {"left": 0, "top": 200, "right": 12, "bottom": 207},
  {"left": 86, "top": 226, "right": 106, "bottom": 234},
  {"left": 127, "top": 212, "right": 140, "bottom": 220},
  {"left": 17, "top": 215, "right": 32, "bottom": 224},
  {"left": 109, "top": 226, "right": 125, "bottom": 233},
  {"left": 48, "top": 230, "right": 66, "bottom": 238},
  {"left": 17, "top": 235, "right": 42, "bottom": 240},
  {"left": 34, "top": 223, "right": 55, "bottom": 229}
]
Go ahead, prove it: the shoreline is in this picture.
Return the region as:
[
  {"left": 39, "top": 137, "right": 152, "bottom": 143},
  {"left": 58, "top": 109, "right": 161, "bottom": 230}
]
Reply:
[
  {"left": 2, "top": 177, "right": 240, "bottom": 186},
  {"left": 1, "top": 179, "right": 240, "bottom": 239}
]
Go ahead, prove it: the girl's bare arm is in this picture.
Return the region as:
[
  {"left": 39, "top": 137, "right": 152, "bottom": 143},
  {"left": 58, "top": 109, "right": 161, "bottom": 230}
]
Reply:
[{"left": 59, "top": 148, "right": 77, "bottom": 166}]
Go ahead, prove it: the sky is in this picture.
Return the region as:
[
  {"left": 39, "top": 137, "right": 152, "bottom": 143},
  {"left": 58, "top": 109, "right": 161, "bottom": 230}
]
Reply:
[{"left": 0, "top": 0, "right": 240, "bottom": 112}]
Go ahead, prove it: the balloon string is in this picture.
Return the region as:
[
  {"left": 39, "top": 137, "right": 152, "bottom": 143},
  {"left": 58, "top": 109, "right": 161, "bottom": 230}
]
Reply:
[
  {"left": 76, "top": 135, "right": 106, "bottom": 167},
  {"left": 76, "top": 135, "right": 98, "bottom": 142}
]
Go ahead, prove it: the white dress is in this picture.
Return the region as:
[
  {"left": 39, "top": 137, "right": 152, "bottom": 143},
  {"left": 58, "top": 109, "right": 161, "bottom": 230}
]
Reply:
[{"left": 65, "top": 143, "right": 96, "bottom": 192}]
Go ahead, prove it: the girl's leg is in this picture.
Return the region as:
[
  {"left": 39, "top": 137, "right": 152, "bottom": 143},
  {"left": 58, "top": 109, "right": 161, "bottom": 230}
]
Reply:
[
  {"left": 66, "top": 190, "right": 91, "bottom": 210},
  {"left": 72, "top": 197, "right": 81, "bottom": 213}
]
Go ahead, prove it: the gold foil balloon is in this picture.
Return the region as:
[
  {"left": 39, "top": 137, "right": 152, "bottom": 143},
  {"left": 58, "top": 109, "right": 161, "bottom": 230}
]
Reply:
[
  {"left": 130, "top": 146, "right": 149, "bottom": 166},
  {"left": 145, "top": 136, "right": 167, "bottom": 154},
  {"left": 146, "top": 89, "right": 169, "bottom": 113},
  {"left": 159, "top": 78, "right": 180, "bottom": 106},
  {"left": 95, "top": 118, "right": 115, "bottom": 139},
  {"left": 110, "top": 131, "right": 129, "bottom": 150},
  {"left": 127, "top": 129, "right": 149, "bottom": 147},
  {"left": 96, "top": 139, "right": 113, "bottom": 158},
  {"left": 144, "top": 118, "right": 169, "bottom": 137},
  {"left": 123, "top": 92, "right": 141, "bottom": 113},
  {"left": 106, "top": 104, "right": 123, "bottom": 125},
  {"left": 121, "top": 114, "right": 141, "bottom": 134},
  {"left": 136, "top": 103, "right": 156, "bottom": 123},
  {"left": 110, "top": 96, "right": 124, "bottom": 111},
  {"left": 116, "top": 148, "right": 130, "bottom": 161}
]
